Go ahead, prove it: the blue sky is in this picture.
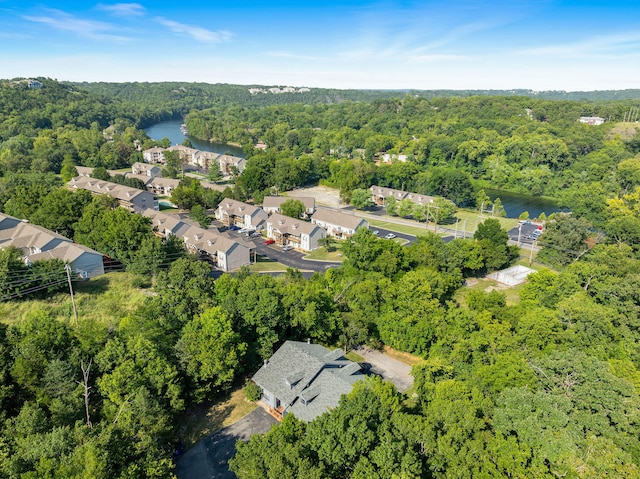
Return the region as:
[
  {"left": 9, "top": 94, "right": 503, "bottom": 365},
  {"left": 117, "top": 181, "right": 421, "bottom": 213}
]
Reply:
[{"left": 2, "top": 1, "right": 640, "bottom": 90}]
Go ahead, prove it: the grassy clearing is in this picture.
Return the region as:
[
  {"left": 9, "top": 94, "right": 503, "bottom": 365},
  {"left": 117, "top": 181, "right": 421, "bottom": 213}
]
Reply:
[
  {"left": 248, "top": 256, "right": 289, "bottom": 272},
  {"left": 0, "top": 272, "right": 150, "bottom": 327},
  {"left": 454, "top": 210, "right": 519, "bottom": 233},
  {"left": 304, "top": 247, "right": 344, "bottom": 262},
  {"left": 382, "top": 346, "right": 424, "bottom": 367},
  {"left": 174, "top": 388, "right": 257, "bottom": 448},
  {"left": 366, "top": 218, "right": 430, "bottom": 237},
  {"left": 456, "top": 276, "right": 525, "bottom": 307}
]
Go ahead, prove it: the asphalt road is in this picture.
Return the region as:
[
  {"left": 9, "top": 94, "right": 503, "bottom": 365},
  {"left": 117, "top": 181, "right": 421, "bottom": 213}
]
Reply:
[
  {"left": 368, "top": 226, "right": 417, "bottom": 245},
  {"left": 223, "top": 228, "right": 343, "bottom": 273},
  {"left": 176, "top": 408, "right": 276, "bottom": 479}
]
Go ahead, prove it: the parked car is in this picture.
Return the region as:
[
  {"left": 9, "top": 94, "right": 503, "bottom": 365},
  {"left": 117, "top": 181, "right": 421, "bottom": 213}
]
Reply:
[
  {"left": 282, "top": 244, "right": 294, "bottom": 252},
  {"left": 384, "top": 233, "right": 397, "bottom": 239},
  {"left": 229, "top": 225, "right": 240, "bottom": 231},
  {"left": 250, "top": 231, "right": 262, "bottom": 238},
  {"left": 264, "top": 239, "right": 275, "bottom": 245},
  {"left": 372, "top": 230, "right": 380, "bottom": 235}
]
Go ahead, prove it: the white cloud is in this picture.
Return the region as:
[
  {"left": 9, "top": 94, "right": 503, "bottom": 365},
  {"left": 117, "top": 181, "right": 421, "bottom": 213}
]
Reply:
[
  {"left": 23, "top": 9, "right": 131, "bottom": 42},
  {"left": 97, "top": 3, "right": 146, "bottom": 17},
  {"left": 155, "top": 17, "right": 232, "bottom": 44},
  {"left": 521, "top": 31, "right": 640, "bottom": 57}
]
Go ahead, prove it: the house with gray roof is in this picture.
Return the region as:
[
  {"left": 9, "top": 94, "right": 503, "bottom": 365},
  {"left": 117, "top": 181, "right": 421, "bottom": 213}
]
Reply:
[
  {"left": 266, "top": 213, "right": 324, "bottom": 251},
  {"left": 370, "top": 185, "right": 436, "bottom": 208},
  {"left": 142, "top": 209, "right": 250, "bottom": 272},
  {"left": 370, "top": 185, "right": 409, "bottom": 206},
  {"left": 143, "top": 147, "right": 166, "bottom": 164},
  {"left": 311, "top": 207, "right": 368, "bottom": 239},
  {"left": 217, "top": 154, "right": 246, "bottom": 175},
  {"left": 131, "top": 162, "right": 162, "bottom": 178},
  {"left": 216, "top": 199, "right": 268, "bottom": 230},
  {"left": 252, "top": 340, "right": 363, "bottom": 422},
  {"left": 68, "top": 176, "right": 158, "bottom": 213},
  {"left": 193, "top": 150, "right": 220, "bottom": 170},
  {"left": 0, "top": 213, "right": 104, "bottom": 279},
  {"left": 147, "top": 177, "right": 181, "bottom": 196},
  {"left": 262, "top": 196, "right": 315, "bottom": 216}
]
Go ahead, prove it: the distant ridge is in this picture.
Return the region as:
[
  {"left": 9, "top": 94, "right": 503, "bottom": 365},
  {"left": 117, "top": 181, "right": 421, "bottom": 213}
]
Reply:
[{"left": 70, "top": 81, "right": 640, "bottom": 105}]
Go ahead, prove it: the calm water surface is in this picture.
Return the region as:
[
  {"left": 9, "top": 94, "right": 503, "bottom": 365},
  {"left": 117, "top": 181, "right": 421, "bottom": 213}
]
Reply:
[
  {"left": 485, "top": 188, "right": 565, "bottom": 219},
  {"left": 145, "top": 120, "right": 244, "bottom": 157}
]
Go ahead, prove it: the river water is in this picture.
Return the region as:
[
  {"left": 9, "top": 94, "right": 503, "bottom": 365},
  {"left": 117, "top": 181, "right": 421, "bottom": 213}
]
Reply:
[
  {"left": 145, "top": 121, "right": 562, "bottom": 219},
  {"left": 484, "top": 188, "right": 564, "bottom": 219},
  {"left": 145, "top": 119, "right": 245, "bottom": 157}
]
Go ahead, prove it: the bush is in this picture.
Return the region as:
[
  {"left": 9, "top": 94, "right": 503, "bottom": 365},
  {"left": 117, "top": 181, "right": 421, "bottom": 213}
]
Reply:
[{"left": 244, "top": 381, "right": 261, "bottom": 402}]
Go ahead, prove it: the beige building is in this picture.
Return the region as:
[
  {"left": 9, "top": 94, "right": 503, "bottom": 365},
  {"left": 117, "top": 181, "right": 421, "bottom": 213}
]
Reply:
[
  {"left": 266, "top": 213, "right": 325, "bottom": 251},
  {"left": 216, "top": 199, "right": 268, "bottom": 230},
  {"left": 0, "top": 213, "right": 104, "bottom": 279},
  {"left": 131, "top": 162, "right": 162, "bottom": 178},
  {"left": 143, "top": 209, "right": 250, "bottom": 272},
  {"left": 143, "top": 147, "right": 166, "bottom": 164},
  {"left": 68, "top": 177, "right": 158, "bottom": 213},
  {"left": 262, "top": 196, "right": 315, "bottom": 216},
  {"left": 311, "top": 207, "right": 368, "bottom": 239}
]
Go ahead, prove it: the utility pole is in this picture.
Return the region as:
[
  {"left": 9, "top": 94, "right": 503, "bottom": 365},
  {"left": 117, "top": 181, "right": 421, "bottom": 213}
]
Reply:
[
  {"left": 65, "top": 265, "right": 78, "bottom": 324},
  {"left": 529, "top": 240, "right": 536, "bottom": 265}
]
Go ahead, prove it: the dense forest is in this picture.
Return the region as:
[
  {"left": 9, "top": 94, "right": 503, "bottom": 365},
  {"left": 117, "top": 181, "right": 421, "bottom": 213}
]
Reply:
[{"left": 1, "top": 78, "right": 640, "bottom": 478}]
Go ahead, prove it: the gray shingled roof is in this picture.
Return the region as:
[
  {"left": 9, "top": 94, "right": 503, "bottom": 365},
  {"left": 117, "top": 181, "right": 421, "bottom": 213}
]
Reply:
[
  {"left": 311, "top": 207, "right": 368, "bottom": 231},
  {"left": 267, "top": 213, "right": 321, "bottom": 236},
  {"left": 252, "top": 340, "right": 363, "bottom": 422}
]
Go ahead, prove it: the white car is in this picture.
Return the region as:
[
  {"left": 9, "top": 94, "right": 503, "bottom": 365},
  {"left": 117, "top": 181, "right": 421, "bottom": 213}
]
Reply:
[
  {"left": 282, "top": 244, "right": 294, "bottom": 251},
  {"left": 384, "top": 233, "right": 396, "bottom": 239}
]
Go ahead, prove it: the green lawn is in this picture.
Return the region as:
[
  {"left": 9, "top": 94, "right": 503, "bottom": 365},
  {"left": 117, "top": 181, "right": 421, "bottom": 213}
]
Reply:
[
  {"left": 304, "top": 247, "right": 345, "bottom": 262},
  {"left": 248, "top": 256, "right": 290, "bottom": 272},
  {"left": 366, "top": 218, "right": 431, "bottom": 237},
  {"left": 453, "top": 210, "right": 520, "bottom": 234}
]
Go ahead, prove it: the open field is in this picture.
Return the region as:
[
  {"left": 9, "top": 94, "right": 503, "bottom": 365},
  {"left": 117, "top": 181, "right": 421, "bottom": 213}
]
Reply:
[
  {"left": 0, "top": 272, "right": 151, "bottom": 327},
  {"left": 286, "top": 185, "right": 344, "bottom": 208}
]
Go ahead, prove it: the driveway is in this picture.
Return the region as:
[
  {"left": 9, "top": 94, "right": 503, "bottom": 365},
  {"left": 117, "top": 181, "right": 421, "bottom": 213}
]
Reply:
[
  {"left": 175, "top": 408, "right": 276, "bottom": 479},
  {"left": 353, "top": 347, "right": 414, "bottom": 393}
]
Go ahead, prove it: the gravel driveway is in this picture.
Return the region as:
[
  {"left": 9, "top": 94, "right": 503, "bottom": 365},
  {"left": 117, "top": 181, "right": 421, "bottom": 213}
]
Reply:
[{"left": 353, "top": 347, "right": 415, "bottom": 393}]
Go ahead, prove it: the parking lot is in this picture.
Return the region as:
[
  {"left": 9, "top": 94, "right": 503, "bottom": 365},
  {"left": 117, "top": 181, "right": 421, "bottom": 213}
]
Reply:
[{"left": 507, "top": 221, "right": 544, "bottom": 245}]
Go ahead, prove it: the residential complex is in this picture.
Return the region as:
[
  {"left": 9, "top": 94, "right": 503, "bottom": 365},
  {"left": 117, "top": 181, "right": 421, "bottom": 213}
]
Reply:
[
  {"left": 68, "top": 176, "right": 158, "bottom": 213},
  {"left": 0, "top": 212, "right": 104, "bottom": 279},
  {"left": 311, "top": 207, "right": 369, "bottom": 239}
]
